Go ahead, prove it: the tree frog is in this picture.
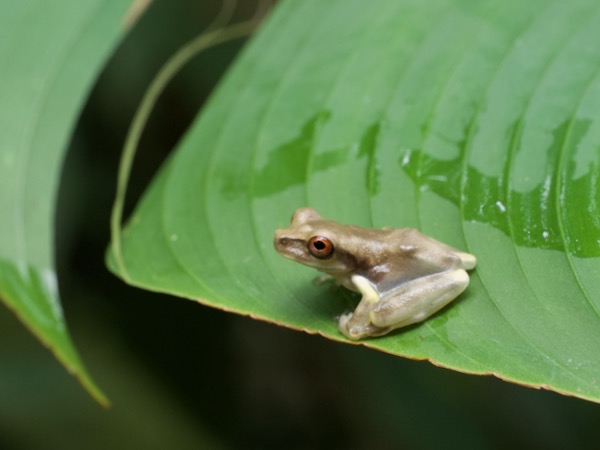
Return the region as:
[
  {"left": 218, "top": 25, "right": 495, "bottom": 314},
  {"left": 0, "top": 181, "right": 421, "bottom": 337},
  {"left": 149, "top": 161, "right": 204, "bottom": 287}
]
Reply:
[{"left": 274, "top": 208, "right": 476, "bottom": 340}]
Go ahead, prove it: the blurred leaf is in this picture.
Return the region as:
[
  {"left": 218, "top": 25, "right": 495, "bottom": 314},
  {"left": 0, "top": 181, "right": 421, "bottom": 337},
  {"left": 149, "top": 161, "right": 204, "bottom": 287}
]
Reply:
[
  {"left": 110, "top": 0, "right": 600, "bottom": 402},
  {"left": 0, "top": 308, "right": 223, "bottom": 450},
  {"left": 0, "top": 0, "right": 134, "bottom": 404}
]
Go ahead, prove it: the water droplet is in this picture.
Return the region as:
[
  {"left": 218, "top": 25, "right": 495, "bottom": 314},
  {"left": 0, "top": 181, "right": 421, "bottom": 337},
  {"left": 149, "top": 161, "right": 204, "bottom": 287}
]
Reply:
[{"left": 400, "top": 150, "right": 411, "bottom": 167}]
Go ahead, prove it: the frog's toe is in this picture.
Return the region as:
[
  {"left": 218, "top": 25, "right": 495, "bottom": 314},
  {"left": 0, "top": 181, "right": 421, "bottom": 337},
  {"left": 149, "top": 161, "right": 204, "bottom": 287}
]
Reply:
[
  {"left": 337, "top": 313, "right": 367, "bottom": 340},
  {"left": 341, "top": 326, "right": 365, "bottom": 340},
  {"left": 337, "top": 312, "right": 357, "bottom": 338}
]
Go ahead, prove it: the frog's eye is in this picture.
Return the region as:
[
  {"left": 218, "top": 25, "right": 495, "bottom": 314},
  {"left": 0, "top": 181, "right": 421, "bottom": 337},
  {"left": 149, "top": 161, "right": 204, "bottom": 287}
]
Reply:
[{"left": 308, "top": 236, "right": 334, "bottom": 259}]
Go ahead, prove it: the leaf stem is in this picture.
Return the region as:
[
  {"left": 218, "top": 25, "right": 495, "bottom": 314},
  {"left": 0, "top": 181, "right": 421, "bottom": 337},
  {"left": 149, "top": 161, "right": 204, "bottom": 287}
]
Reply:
[{"left": 110, "top": 4, "right": 268, "bottom": 280}]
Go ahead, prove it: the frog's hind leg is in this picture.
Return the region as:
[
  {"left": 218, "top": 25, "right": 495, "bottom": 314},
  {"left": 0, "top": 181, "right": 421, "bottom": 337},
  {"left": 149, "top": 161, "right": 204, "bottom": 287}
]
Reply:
[{"left": 370, "top": 269, "right": 469, "bottom": 330}]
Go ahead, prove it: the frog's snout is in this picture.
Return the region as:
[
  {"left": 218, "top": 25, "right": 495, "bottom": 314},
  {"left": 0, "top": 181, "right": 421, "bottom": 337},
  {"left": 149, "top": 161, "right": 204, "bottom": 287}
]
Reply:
[
  {"left": 274, "top": 229, "right": 306, "bottom": 261},
  {"left": 273, "top": 229, "right": 288, "bottom": 251}
]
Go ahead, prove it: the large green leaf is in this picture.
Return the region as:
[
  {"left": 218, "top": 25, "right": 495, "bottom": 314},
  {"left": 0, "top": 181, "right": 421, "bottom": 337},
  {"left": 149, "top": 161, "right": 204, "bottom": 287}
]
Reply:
[
  {"left": 110, "top": 0, "right": 600, "bottom": 402},
  {"left": 0, "top": 1, "right": 132, "bottom": 404}
]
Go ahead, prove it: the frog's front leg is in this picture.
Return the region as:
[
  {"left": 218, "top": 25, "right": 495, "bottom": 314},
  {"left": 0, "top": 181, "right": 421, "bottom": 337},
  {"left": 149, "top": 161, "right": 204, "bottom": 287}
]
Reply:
[{"left": 337, "top": 275, "right": 392, "bottom": 340}]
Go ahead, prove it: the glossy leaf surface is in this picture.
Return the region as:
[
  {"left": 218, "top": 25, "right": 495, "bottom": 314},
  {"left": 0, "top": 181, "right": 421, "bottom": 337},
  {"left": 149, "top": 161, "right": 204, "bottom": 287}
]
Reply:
[
  {"left": 110, "top": 0, "right": 600, "bottom": 402},
  {"left": 0, "top": 1, "right": 131, "bottom": 403}
]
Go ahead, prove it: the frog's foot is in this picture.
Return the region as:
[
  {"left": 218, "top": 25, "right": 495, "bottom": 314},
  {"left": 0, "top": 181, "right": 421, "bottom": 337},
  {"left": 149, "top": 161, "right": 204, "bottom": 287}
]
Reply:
[
  {"left": 312, "top": 274, "right": 333, "bottom": 286},
  {"left": 337, "top": 312, "right": 390, "bottom": 340},
  {"left": 337, "top": 312, "right": 353, "bottom": 333}
]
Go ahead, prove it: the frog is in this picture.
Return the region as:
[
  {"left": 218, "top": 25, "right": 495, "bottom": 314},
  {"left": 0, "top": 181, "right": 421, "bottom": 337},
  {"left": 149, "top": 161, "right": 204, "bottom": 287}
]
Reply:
[{"left": 273, "top": 208, "right": 476, "bottom": 340}]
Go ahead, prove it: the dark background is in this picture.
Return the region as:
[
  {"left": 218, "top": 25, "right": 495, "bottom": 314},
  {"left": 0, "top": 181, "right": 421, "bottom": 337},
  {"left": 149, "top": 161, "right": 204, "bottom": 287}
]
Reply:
[{"left": 1, "top": 1, "right": 599, "bottom": 449}]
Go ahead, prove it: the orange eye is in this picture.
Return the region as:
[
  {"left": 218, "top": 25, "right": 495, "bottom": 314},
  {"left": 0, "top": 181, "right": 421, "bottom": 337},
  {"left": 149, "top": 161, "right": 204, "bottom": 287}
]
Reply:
[{"left": 308, "top": 236, "right": 334, "bottom": 259}]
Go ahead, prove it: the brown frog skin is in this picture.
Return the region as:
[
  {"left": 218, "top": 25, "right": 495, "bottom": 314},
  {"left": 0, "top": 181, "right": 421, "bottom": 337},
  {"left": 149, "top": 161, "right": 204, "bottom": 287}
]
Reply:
[{"left": 274, "top": 208, "right": 477, "bottom": 340}]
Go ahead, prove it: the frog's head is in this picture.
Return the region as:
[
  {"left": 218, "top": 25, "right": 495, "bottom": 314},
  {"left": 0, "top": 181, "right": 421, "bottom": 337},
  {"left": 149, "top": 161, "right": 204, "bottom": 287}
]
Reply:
[{"left": 274, "top": 208, "right": 358, "bottom": 275}]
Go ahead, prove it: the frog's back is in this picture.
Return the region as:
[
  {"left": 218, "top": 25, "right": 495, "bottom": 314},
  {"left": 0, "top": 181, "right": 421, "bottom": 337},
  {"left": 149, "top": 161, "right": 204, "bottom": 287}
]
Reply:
[{"left": 386, "top": 227, "right": 466, "bottom": 272}]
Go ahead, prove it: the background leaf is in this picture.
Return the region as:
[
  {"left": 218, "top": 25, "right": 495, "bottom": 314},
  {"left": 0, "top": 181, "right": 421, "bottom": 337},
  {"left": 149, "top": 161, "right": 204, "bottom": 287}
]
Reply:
[
  {"left": 0, "top": 0, "right": 132, "bottom": 403},
  {"left": 110, "top": 0, "right": 600, "bottom": 402}
]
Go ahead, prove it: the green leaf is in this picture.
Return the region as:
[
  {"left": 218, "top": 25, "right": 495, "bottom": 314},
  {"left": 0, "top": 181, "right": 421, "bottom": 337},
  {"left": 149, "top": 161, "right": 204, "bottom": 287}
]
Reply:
[
  {"left": 109, "top": 0, "right": 600, "bottom": 402},
  {"left": 0, "top": 0, "right": 132, "bottom": 404}
]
